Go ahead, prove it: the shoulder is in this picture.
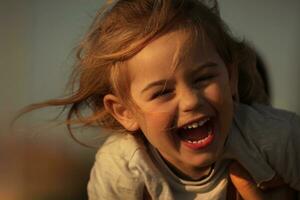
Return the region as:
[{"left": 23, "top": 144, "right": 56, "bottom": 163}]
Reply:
[
  {"left": 234, "top": 103, "right": 300, "bottom": 190},
  {"left": 96, "top": 133, "right": 145, "bottom": 160},
  {"left": 234, "top": 103, "right": 298, "bottom": 142},
  {"left": 93, "top": 133, "right": 153, "bottom": 178},
  {"left": 235, "top": 103, "right": 296, "bottom": 128},
  {"left": 88, "top": 134, "right": 149, "bottom": 199}
]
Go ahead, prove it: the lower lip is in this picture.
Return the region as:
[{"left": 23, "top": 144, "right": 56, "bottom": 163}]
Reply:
[{"left": 181, "top": 127, "right": 215, "bottom": 150}]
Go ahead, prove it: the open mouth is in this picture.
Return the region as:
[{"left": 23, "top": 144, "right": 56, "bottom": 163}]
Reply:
[{"left": 177, "top": 118, "right": 215, "bottom": 150}]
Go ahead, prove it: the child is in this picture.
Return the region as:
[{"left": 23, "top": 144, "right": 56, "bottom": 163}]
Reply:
[{"left": 23, "top": 0, "right": 299, "bottom": 199}]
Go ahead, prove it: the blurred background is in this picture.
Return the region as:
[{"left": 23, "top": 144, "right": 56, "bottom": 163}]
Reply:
[{"left": 0, "top": 0, "right": 299, "bottom": 199}]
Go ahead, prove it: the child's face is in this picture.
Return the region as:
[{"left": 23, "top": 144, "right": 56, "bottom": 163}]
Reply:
[{"left": 126, "top": 30, "right": 236, "bottom": 179}]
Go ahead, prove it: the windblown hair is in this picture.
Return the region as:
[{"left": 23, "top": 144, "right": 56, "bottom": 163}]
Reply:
[{"left": 19, "top": 0, "right": 269, "bottom": 141}]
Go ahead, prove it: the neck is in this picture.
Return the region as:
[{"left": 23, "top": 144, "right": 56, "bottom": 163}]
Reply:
[{"left": 148, "top": 143, "right": 214, "bottom": 181}]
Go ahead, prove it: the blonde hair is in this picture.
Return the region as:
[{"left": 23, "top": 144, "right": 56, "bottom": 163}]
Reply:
[{"left": 19, "top": 0, "right": 269, "bottom": 141}]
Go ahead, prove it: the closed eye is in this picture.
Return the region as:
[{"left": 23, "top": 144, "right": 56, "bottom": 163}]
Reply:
[
  {"left": 194, "top": 74, "right": 215, "bottom": 84},
  {"left": 151, "top": 88, "right": 174, "bottom": 100}
]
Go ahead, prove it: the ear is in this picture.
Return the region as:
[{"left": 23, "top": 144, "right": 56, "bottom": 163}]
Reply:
[
  {"left": 103, "top": 94, "right": 139, "bottom": 132},
  {"left": 228, "top": 63, "right": 239, "bottom": 101}
]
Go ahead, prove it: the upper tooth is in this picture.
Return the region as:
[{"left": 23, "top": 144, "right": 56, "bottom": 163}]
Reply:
[
  {"left": 187, "top": 125, "right": 193, "bottom": 129},
  {"left": 184, "top": 118, "right": 210, "bottom": 130},
  {"left": 198, "top": 118, "right": 209, "bottom": 126}
]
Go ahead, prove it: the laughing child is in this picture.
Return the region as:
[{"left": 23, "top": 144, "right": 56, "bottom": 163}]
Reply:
[{"left": 22, "top": 0, "right": 300, "bottom": 199}]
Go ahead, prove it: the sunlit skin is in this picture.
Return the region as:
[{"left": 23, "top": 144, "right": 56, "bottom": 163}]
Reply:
[{"left": 121, "top": 30, "right": 236, "bottom": 180}]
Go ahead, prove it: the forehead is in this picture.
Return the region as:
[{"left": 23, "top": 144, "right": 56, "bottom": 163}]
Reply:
[
  {"left": 127, "top": 31, "right": 186, "bottom": 79},
  {"left": 126, "top": 30, "right": 219, "bottom": 80}
]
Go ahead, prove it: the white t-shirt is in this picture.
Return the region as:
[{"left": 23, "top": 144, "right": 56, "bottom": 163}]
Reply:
[
  {"left": 148, "top": 145, "right": 230, "bottom": 200},
  {"left": 87, "top": 103, "right": 300, "bottom": 199}
]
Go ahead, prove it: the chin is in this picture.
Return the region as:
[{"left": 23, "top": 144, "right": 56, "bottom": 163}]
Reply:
[{"left": 190, "top": 153, "right": 218, "bottom": 168}]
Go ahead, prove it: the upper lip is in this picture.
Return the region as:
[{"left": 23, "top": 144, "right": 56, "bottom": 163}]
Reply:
[{"left": 178, "top": 116, "right": 212, "bottom": 129}]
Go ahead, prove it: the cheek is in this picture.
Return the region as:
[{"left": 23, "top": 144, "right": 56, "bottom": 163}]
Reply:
[
  {"left": 204, "top": 81, "right": 234, "bottom": 134},
  {"left": 143, "top": 109, "right": 174, "bottom": 124},
  {"left": 203, "top": 80, "right": 234, "bottom": 118},
  {"left": 138, "top": 99, "right": 177, "bottom": 119},
  {"left": 203, "top": 82, "right": 231, "bottom": 106},
  {"left": 138, "top": 106, "right": 176, "bottom": 133}
]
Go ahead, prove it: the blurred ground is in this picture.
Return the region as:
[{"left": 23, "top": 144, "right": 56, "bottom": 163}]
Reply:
[{"left": 0, "top": 134, "right": 97, "bottom": 200}]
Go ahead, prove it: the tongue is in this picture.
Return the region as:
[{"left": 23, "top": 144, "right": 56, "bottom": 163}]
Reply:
[{"left": 179, "top": 123, "right": 211, "bottom": 141}]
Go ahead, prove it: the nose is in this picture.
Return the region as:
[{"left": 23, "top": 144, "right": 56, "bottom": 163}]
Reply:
[{"left": 178, "top": 85, "right": 200, "bottom": 113}]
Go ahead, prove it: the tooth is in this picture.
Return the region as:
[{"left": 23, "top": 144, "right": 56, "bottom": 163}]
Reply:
[
  {"left": 198, "top": 120, "right": 205, "bottom": 126},
  {"left": 183, "top": 118, "right": 211, "bottom": 130},
  {"left": 198, "top": 118, "right": 209, "bottom": 126}
]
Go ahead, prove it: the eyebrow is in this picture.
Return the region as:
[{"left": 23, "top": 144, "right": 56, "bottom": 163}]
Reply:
[
  {"left": 191, "top": 61, "right": 218, "bottom": 72},
  {"left": 141, "top": 62, "right": 218, "bottom": 94}
]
